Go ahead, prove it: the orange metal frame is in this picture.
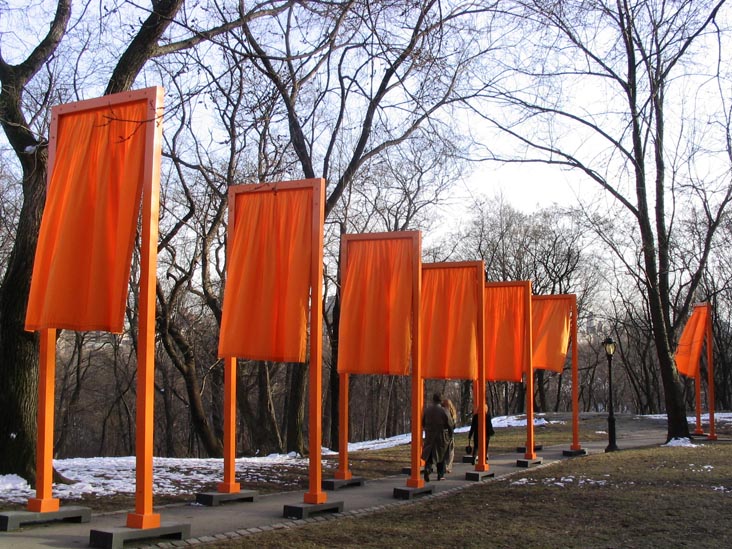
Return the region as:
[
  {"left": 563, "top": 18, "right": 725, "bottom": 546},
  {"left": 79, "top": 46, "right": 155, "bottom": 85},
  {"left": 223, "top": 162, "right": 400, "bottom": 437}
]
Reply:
[
  {"left": 422, "top": 261, "right": 487, "bottom": 472},
  {"left": 222, "top": 178, "right": 327, "bottom": 504},
  {"left": 337, "top": 232, "right": 423, "bottom": 489},
  {"left": 484, "top": 281, "right": 534, "bottom": 460},
  {"left": 27, "top": 329, "right": 58, "bottom": 513},
  {"left": 532, "top": 294, "right": 582, "bottom": 452},
  {"left": 27, "top": 88, "right": 164, "bottom": 527},
  {"left": 690, "top": 303, "right": 717, "bottom": 440}
]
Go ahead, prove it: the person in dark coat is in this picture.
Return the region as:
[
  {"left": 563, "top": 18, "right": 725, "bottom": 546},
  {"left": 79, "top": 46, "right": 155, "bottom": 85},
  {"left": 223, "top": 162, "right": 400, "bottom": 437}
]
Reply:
[
  {"left": 421, "top": 392, "right": 454, "bottom": 481},
  {"left": 468, "top": 403, "right": 495, "bottom": 465}
]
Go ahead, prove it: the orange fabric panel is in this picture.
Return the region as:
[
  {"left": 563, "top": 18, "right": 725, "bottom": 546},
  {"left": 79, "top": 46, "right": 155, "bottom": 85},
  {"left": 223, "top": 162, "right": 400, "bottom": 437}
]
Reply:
[
  {"left": 421, "top": 266, "right": 478, "bottom": 380},
  {"left": 532, "top": 297, "right": 571, "bottom": 373},
  {"left": 218, "top": 187, "right": 312, "bottom": 361},
  {"left": 337, "top": 238, "right": 414, "bottom": 375},
  {"left": 484, "top": 284, "right": 530, "bottom": 382},
  {"left": 675, "top": 306, "right": 709, "bottom": 377},
  {"left": 26, "top": 99, "right": 149, "bottom": 332}
]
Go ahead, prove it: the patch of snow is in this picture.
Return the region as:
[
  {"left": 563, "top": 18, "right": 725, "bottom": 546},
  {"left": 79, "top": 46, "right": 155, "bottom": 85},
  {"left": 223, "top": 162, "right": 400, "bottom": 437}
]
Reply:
[
  {"left": 1, "top": 412, "right": 727, "bottom": 505},
  {"left": 664, "top": 438, "right": 697, "bottom": 448}
]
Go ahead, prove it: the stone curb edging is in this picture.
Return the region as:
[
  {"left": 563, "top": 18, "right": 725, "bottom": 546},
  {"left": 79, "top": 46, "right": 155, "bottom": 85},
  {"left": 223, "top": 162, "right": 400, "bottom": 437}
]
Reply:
[{"left": 140, "top": 460, "right": 562, "bottom": 548}]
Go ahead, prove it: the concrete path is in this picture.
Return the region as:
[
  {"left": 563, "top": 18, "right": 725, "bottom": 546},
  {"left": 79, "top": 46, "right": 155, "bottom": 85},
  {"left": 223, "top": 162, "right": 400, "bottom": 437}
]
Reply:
[{"left": 0, "top": 424, "right": 670, "bottom": 549}]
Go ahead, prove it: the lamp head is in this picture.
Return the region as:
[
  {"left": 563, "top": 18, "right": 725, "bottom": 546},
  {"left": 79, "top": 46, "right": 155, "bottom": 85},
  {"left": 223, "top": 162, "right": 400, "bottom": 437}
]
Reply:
[{"left": 602, "top": 336, "right": 616, "bottom": 357}]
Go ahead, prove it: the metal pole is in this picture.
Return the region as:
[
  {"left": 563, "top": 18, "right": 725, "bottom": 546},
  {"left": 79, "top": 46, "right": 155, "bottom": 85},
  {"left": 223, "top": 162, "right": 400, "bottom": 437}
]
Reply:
[{"left": 606, "top": 352, "right": 619, "bottom": 452}]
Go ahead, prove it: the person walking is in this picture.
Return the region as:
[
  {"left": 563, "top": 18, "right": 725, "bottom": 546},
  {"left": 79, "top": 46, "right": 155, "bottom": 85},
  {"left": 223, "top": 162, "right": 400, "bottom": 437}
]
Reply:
[
  {"left": 468, "top": 403, "right": 495, "bottom": 465},
  {"left": 442, "top": 398, "right": 458, "bottom": 473},
  {"left": 421, "top": 392, "right": 454, "bottom": 481}
]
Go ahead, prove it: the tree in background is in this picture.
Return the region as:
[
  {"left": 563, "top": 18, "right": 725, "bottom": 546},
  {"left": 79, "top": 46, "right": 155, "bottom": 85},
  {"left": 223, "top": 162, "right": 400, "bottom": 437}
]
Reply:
[
  {"left": 234, "top": 0, "right": 494, "bottom": 453},
  {"left": 468, "top": 0, "right": 731, "bottom": 440},
  {"left": 0, "top": 0, "right": 246, "bottom": 481},
  {"left": 437, "top": 197, "right": 598, "bottom": 415},
  {"left": 0, "top": 0, "right": 494, "bottom": 474}
]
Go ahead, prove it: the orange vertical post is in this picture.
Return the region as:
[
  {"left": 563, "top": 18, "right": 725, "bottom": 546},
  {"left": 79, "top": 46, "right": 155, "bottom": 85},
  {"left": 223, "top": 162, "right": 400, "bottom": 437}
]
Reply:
[
  {"left": 218, "top": 357, "right": 240, "bottom": 492},
  {"left": 27, "top": 328, "right": 60, "bottom": 513},
  {"left": 705, "top": 304, "right": 717, "bottom": 440},
  {"left": 336, "top": 238, "right": 352, "bottom": 481},
  {"left": 474, "top": 270, "right": 488, "bottom": 472},
  {"left": 406, "top": 233, "right": 424, "bottom": 489},
  {"left": 219, "top": 188, "right": 241, "bottom": 493},
  {"left": 335, "top": 372, "right": 352, "bottom": 480},
  {"left": 127, "top": 87, "right": 164, "bottom": 530},
  {"left": 569, "top": 296, "right": 582, "bottom": 452},
  {"left": 304, "top": 179, "right": 327, "bottom": 504},
  {"left": 694, "top": 367, "right": 704, "bottom": 435},
  {"left": 524, "top": 283, "right": 536, "bottom": 460}
]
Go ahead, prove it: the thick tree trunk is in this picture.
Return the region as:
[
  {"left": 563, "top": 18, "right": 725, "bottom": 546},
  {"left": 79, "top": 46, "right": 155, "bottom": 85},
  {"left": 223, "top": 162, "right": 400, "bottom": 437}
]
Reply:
[
  {"left": 180, "top": 362, "right": 222, "bottom": 457},
  {"left": 285, "top": 362, "right": 306, "bottom": 455},
  {"left": 657, "top": 346, "right": 691, "bottom": 441},
  {"left": 645, "top": 285, "right": 690, "bottom": 440},
  {"left": 0, "top": 149, "right": 47, "bottom": 483},
  {"left": 0, "top": 0, "right": 66, "bottom": 478},
  {"left": 0, "top": 0, "right": 183, "bottom": 481},
  {"left": 211, "top": 364, "right": 225, "bottom": 445}
]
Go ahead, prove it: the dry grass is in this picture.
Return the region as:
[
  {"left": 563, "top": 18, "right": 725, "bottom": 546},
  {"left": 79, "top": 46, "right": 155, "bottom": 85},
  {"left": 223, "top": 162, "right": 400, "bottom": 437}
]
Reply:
[{"left": 199, "top": 423, "right": 732, "bottom": 549}]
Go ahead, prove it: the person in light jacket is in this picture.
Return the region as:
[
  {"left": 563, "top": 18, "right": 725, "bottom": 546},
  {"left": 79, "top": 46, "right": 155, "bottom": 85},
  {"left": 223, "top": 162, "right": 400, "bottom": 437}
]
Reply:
[{"left": 442, "top": 398, "right": 458, "bottom": 473}]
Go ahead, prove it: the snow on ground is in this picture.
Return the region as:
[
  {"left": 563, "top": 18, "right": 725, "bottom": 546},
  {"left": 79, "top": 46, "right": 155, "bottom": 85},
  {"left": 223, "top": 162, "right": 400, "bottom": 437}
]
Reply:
[
  {"left": 1, "top": 413, "right": 730, "bottom": 505},
  {"left": 664, "top": 438, "right": 698, "bottom": 448}
]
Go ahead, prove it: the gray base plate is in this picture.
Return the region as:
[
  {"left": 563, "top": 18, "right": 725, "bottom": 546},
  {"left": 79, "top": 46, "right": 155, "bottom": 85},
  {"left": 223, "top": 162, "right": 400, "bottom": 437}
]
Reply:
[
  {"left": 0, "top": 506, "right": 90, "bottom": 532},
  {"left": 195, "top": 490, "right": 258, "bottom": 506},
  {"left": 282, "top": 500, "right": 344, "bottom": 519},
  {"left": 393, "top": 485, "right": 434, "bottom": 500},
  {"left": 89, "top": 522, "right": 191, "bottom": 549}
]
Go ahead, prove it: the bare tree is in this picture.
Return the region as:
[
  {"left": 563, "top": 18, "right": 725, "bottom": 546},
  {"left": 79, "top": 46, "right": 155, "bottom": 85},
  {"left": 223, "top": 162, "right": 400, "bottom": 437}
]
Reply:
[
  {"left": 0, "top": 0, "right": 73, "bottom": 482},
  {"left": 0, "top": 0, "right": 216, "bottom": 480},
  {"left": 231, "top": 0, "right": 495, "bottom": 453},
  {"left": 467, "top": 0, "right": 730, "bottom": 440}
]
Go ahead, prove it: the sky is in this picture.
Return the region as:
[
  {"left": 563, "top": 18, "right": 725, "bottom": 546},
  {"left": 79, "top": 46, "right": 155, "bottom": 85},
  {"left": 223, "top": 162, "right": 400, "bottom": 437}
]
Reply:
[{"left": 0, "top": 413, "right": 725, "bottom": 506}]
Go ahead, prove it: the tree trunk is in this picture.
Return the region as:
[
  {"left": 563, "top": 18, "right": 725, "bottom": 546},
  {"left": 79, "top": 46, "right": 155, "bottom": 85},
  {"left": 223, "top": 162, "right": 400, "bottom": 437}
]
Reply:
[
  {"left": 553, "top": 372, "right": 563, "bottom": 413},
  {"left": 460, "top": 379, "right": 472, "bottom": 424},
  {"left": 180, "top": 363, "right": 222, "bottom": 457},
  {"left": 254, "top": 362, "right": 283, "bottom": 454},
  {"left": 285, "top": 362, "right": 306, "bottom": 455},
  {"left": 0, "top": 147, "right": 47, "bottom": 483},
  {"left": 536, "top": 369, "right": 547, "bottom": 412},
  {"left": 158, "top": 310, "right": 222, "bottom": 457},
  {"left": 328, "top": 293, "right": 341, "bottom": 451}
]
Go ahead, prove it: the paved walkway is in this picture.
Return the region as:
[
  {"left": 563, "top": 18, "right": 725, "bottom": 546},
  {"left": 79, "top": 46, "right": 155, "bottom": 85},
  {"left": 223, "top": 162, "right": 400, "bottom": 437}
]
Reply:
[{"left": 1, "top": 424, "right": 670, "bottom": 548}]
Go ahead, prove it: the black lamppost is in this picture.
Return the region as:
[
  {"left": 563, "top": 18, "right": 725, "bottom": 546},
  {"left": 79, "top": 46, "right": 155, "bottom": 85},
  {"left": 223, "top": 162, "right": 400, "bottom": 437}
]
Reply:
[{"left": 602, "top": 336, "right": 619, "bottom": 452}]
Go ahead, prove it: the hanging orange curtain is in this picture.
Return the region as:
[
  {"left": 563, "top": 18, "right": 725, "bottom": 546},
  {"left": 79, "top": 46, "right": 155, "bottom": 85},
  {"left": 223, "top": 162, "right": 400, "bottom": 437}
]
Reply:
[
  {"left": 675, "top": 306, "right": 709, "bottom": 377},
  {"left": 532, "top": 296, "right": 572, "bottom": 373},
  {"left": 421, "top": 265, "right": 478, "bottom": 380},
  {"left": 337, "top": 237, "right": 414, "bottom": 375},
  {"left": 484, "top": 283, "right": 530, "bottom": 382},
  {"left": 26, "top": 99, "right": 149, "bottom": 333},
  {"left": 218, "top": 186, "right": 312, "bottom": 361}
]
